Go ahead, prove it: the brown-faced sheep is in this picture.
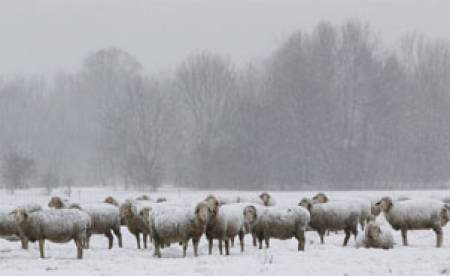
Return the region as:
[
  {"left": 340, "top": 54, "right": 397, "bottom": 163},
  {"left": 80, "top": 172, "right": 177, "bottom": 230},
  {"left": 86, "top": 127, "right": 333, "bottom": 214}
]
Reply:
[
  {"left": 356, "top": 222, "right": 394, "bottom": 249},
  {"left": 374, "top": 197, "right": 449, "bottom": 247},
  {"left": 119, "top": 200, "right": 150, "bottom": 249},
  {"left": 206, "top": 203, "right": 247, "bottom": 255},
  {"left": 104, "top": 196, "right": 120, "bottom": 207},
  {"left": 243, "top": 205, "right": 310, "bottom": 251},
  {"left": 299, "top": 199, "right": 359, "bottom": 246},
  {"left": 11, "top": 208, "right": 90, "bottom": 259},
  {"left": 140, "top": 201, "right": 212, "bottom": 258}
]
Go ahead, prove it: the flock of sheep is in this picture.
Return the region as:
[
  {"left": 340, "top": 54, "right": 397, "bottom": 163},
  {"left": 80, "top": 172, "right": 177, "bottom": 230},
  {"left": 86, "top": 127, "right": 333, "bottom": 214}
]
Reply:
[{"left": 0, "top": 192, "right": 449, "bottom": 259}]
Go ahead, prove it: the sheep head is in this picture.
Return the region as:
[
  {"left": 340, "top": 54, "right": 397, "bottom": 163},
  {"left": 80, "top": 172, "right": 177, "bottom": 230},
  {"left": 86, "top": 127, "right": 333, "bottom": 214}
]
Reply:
[
  {"left": 104, "top": 196, "right": 119, "bottom": 207},
  {"left": 10, "top": 208, "right": 29, "bottom": 225},
  {"left": 312, "top": 193, "right": 328, "bottom": 203},
  {"left": 375, "top": 197, "right": 393, "bottom": 212},
  {"left": 195, "top": 201, "right": 212, "bottom": 224},
  {"left": 243, "top": 205, "right": 257, "bottom": 224},
  {"left": 204, "top": 195, "right": 219, "bottom": 216},
  {"left": 298, "top": 198, "right": 313, "bottom": 210},
  {"left": 259, "top": 192, "right": 271, "bottom": 206},
  {"left": 366, "top": 224, "right": 381, "bottom": 240},
  {"left": 139, "top": 207, "right": 152, "bottom": 226},
  {"left": 120, "top": 202, "right": 136, "bottom": 219},
  {"left": 48, "top": 196, "right": 65, "bottom": 209}
]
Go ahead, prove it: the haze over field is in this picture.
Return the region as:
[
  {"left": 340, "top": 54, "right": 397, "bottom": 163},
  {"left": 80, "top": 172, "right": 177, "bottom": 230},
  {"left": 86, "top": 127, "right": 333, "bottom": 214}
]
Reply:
[{"left": 1, "top": 0, "right": 450, "bottom": 75}]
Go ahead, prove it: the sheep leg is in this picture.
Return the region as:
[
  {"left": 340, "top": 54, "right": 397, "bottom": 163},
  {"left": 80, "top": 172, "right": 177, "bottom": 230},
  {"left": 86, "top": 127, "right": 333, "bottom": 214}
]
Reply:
[
  {"left": 105, "top": 231, "right": 114, "bottom": 249},
  {"left": 135, "top": 233, "right": 141, "bottom": 249},
  {"left": 318, "top": 230, "right": 325, "bottom": 244},
  {"left": 264, "top": 236, "right": 270, "bottom": 249},
  {"left": 230, "top": 237, "right": 235, "bottom": 248},
  {"left": 39, "top": 239, "right": 45, "bottom": 259},
  {"left": 20, "top": 238, "right": 28, "bottom": 250},
  {"left": 239, "top": 231, "right": 245, "bottom": 253},
  {"left": 297, "top": 230, "right": 305, "bottom": 251},
  {"left": 208, "top": 238, "right": 213, "bottom": 255},
  {"left": 193, "top": 238, "right": 200, "bottom": 257},
  {"left": 182, "top": 240, "right": 187, "bottom": 257},
  {"left": 113, "top": 227, "right": 122, "bottom": 248},
  {"left": 401, "top": 228, "right": 408, "bottom": 246},
  {"left": 218, "top": 239, "right": 223, "bottom": 255},
  {"left": 343, "top": 229, "right": 351, "bottom": 246},
  {"left": 143, "top": 233, "right": 148, "bottom": 249},
  {"left": 154, "top": 241, "right": 162, "bottom": 258},
  {"left": 75, "top": 239, "right": 83, "bottom": 259},
  {"left": 252, "top": 233, "right": 257, "bottom": 247},
  {"left": 224, "top": 239, "right": 230, "bottom": 255},
  {"left": 434, "top": 226, "right": 443, "bottom": 248},
  {"left": 258, "top": 237, "right": 263, "bottom": 249}
]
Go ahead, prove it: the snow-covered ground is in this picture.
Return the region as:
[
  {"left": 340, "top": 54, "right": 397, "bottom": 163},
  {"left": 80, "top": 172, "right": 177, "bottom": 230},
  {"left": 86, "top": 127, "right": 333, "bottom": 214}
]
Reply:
[{"left": 1, "top": 188, "right": 450, "bottom": 276}]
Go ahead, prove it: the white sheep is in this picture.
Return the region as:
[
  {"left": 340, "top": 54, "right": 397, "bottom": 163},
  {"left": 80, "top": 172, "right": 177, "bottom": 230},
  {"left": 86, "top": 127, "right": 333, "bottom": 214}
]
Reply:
[
  {"left": 11, "top": 208, "right": 91, "bottom": 259},
  {"left": 243, "top": 205, "right": 310, "bottom": 251},
  {"left": 206, "top": 203, "right": 247, "bottom": 255},
  {"left": 373, "top": 197, "right": 449, "bottom": 247},
  {"left": 140, "top": 201, "right": 212, "bottom": 258},
  {"left": 299, "top": 199, "right": 360, "bottom": 246}
]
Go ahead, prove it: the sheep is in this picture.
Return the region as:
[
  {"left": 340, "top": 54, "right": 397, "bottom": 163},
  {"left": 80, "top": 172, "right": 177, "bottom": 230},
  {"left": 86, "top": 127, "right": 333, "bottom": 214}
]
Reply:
[
  {"left": 104, "top": 196, "right": 120, "bottom": 207},
  {"left": 48, "top": 196, "right": 81, "bottom": 209},
  {"left": 119, "top": 200, "right": 151, "bottom": 249},
  {"left": 10, "top": 208, "right": 90, "bottom": 259},
  {"left": 136, "top": 195, "right": 151, "bottom": 201},
  {"left": 0, "top": 204, "right": 42, "bottom": 249},
  {"left": 208, "top": 192, "right": 275, "bottom": 207},
  {"left": 299, "top": 199, "right": 359, "bottom": 246},
  {"left": 206, "top": 203, "right": 247, "bottom": 255},
  {"left": 356, "top": 221, "right": 394, "bottom": 249},
  {"left": 78, "top": 203, "right": 122, "bottom": 249},
  {"left": 243, "top": 205, "right": 310, "bottom": 251},
  {"left": 311, "top": 193, "right": 371, "bottom": 230},
  {"left": 373, "top": 197, "right": 449, "bottom": 247},
  {"left": 48, "top": 196, "right": 122, "bottom": 249},
  {"left": 140, "top": 201, "right": 212, "bottom": 258}
]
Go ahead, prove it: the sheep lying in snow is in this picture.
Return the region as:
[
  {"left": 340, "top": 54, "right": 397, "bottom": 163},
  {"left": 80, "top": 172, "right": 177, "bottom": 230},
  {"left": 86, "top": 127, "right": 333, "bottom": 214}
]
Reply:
[
  {"left": 373, "top": 197, "right": 449, "bottom": 247},
  {"left": 11, "top": 208, "right": 90, "bottom": 259},
  {"left": 243, "top": 205, "right": 310, "bottom": 251},
  {"left": 312, "top": 193, "right": 371, "bottom": 230},
  {"left": 48, "top": 197, "right": 122, "bottom": 249},
  {"left": 356, "top": 220, "right": 394, "bottom": 249},
  {"left": 299, "top": 199, "right": 359, "bottom": 246},
  {"left": 0, "top": 204, "right": 42, "bottom": 249},
  {"left": 206, "top": 203, "right": 247, "bottom": 255},
  {"left": 140, "top": 201, "right": 212, "bottom": 258}
]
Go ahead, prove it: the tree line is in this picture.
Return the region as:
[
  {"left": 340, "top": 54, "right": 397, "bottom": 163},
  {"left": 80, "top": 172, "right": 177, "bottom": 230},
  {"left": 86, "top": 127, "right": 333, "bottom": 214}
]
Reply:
[{"left": 1, "top": 20, "right": 450, "bottom": 192}]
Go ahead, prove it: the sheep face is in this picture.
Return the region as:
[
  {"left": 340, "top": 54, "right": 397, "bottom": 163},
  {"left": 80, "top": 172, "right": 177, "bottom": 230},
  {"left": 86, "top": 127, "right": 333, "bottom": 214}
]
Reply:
[
  {"left": 371, "top": 204, "right": 382, "bottom": 216},
  {"left": 298, "top": 198, "right": 312, "bottom": 210},
  {"left": 366, "top": 224, "right": 381, "bottom": 240},
  {"left": 139, "top": 207, "right": 152, "bottom": 226},
  {"left": 195, "top": 202, "right": 212, "bottom": 224},
  {"left": 48, "top": 197, "right": 64, "bottom": 209},
  {"left": 376, "top": 197, "right": 393, "bottom": 212},
  {"left": 312, "top": 193, "right": 328, "bottom": 203},
  {"left": 259, "top": 192, "right": 271, "bottom": 206},
  {"left": 204, "top": 195, "right": 219, "bottom": 216},
  {"left": 11, "top": 209, "right": 28, "bottom": 225},
  {"left": 243, "top": 206, "right": 257, "bottom": 224},
  {"left": 120, "top": 202, "right": 135, "bottom": 219}
]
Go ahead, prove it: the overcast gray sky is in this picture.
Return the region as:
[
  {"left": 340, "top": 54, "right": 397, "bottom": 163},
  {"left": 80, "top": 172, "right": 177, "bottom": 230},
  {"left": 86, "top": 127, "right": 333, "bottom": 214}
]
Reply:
[{"left": 1, "top": 0, "right": 449, "bottom": 76}]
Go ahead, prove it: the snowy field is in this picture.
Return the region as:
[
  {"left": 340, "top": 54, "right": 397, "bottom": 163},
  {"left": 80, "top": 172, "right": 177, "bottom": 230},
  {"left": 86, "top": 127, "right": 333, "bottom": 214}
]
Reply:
[{"left": 1, "top": 188, "right": 450, "bottom": 276}]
